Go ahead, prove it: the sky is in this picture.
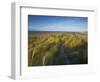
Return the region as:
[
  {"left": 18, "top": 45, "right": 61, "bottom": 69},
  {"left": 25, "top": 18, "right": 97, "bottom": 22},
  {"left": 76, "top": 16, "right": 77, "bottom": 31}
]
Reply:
[{"left": 28, "top": 15, "right": 88, "bottom": 32}]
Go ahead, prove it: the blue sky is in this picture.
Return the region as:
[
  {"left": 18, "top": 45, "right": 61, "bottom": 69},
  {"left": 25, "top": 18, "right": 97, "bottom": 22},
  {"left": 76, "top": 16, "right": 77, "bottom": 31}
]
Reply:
[{"left": 28, "top": 15, "right": 88, "bottom": 32}]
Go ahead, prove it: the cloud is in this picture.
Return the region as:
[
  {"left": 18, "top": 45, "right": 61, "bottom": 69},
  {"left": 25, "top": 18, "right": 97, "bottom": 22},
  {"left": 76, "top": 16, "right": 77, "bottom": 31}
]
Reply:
[{"left": 30, "top": 25, "right": 87, "bottom": 32}]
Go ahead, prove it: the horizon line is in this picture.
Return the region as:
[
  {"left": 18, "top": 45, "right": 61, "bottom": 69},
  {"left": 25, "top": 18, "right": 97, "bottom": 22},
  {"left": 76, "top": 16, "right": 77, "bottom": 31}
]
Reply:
[{"left": 28, "top": 30, "right": 87, "bottom": 32}]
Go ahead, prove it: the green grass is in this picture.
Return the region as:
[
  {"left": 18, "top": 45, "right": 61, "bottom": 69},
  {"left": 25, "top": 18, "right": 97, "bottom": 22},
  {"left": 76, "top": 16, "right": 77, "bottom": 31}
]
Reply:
[{"left": 28, "top": 32, "right": 88, "bottom": 66}]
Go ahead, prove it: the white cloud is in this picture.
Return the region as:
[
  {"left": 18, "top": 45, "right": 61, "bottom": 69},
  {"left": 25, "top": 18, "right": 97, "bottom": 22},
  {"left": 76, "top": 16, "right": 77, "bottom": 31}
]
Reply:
[{"left": 30, "top": 23, "right": 87, "bottom": 32}]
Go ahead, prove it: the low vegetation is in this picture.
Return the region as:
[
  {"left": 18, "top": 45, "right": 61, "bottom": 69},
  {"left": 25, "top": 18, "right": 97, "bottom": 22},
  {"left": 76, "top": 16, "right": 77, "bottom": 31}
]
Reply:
[{"left": 28, "top": 32, "right": 88, "bottom": 66}]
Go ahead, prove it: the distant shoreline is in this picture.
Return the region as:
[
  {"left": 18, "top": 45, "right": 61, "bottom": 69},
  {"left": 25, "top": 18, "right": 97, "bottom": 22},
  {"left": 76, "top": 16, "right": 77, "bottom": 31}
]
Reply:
[
  {"left": 28, "top": 31, "right": 87, "bottom": 36},
  {"left": 28, "top": 31, "right": 88, "bottom": 33}
]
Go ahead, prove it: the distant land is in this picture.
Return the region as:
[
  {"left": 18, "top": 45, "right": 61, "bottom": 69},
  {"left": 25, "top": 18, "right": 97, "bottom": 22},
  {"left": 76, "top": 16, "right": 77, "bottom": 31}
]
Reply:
[{"left": 28, "top": 31, "right": 87, "bottom": 36}]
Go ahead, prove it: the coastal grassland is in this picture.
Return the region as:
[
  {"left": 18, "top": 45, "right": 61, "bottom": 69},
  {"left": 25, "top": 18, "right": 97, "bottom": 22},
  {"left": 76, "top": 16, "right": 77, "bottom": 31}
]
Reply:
[{"left": 28, "top": 32, "right": 88, "bottom": 66}]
